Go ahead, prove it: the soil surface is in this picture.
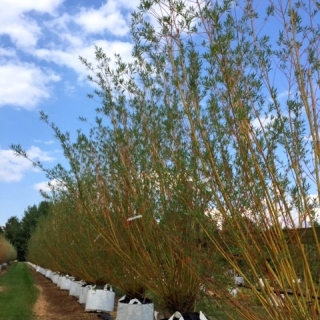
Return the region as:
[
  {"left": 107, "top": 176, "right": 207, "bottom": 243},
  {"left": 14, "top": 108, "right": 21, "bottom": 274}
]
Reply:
[{"left": 31, "top": 269, "right": 117, "bottom": 320}]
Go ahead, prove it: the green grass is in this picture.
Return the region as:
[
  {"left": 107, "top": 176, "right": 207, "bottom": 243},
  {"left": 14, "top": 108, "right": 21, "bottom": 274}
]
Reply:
[{"left": 0, "top": 262, "right": 38, "bottom": 320}]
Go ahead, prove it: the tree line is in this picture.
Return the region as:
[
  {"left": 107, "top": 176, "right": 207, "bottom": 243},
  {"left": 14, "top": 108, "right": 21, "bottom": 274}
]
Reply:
[{"left": 2, "top": 201, "right": 51, "bottom": 261}]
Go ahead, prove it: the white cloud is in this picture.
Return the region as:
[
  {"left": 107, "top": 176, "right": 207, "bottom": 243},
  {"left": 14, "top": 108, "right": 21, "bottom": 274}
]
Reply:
[
  {"left": 63, "top": 81, "right": 76, "bottom": 95},
  {"left": 0, "top": 0, "right": 63, "bottom": 14},
  {"left": 34, "top": 40, "right": 133, "bottom": 82},
  {"left": 47, "top": 0, "right": 138, "bottom": 37},
  {"left": 0, "top": 47, "right": 16, "bottom": 58},
  {"left": 34, "top": 178, "right": 65, "bottom": 193},
  {"left": 44, "top": 140, "right": 55, "bottom": 145},
  {"left": 0, "top": 0, "right": 64, "bottom": 49},
  {"left": 1, "top": 19, "right": 41, "bottom": 48},
  {"left": 59, "top": 33, "right": 85, "bottom": 48},
  {"left": 74, "top": 1, "right": 129, "bottom": 36},
  {"left": 27, "top": 146, "right": 56, "bottom": 162},
  {"left": 0, "top": 0, "right": 135, "bottom": 109},
  {"left": 0, "top": 62, "right": 61, "bottom": 109},
  {"left": 34, "top": 139, "right": 55, "bottom": 145},
  {"left": 0, "top": 150, "right": 32, "bottom": 182},
  {"left": 0, "top": 146, "right": 55, "bottom": 182},
  {"left": 251, "top": 115, "right": 275, "bottom": 130},
  {"left": 268, "top": 90, "right": 289, "bottom": 102},
  {"left": 117, "top": 0, "right": 140, "bottom": 10}
]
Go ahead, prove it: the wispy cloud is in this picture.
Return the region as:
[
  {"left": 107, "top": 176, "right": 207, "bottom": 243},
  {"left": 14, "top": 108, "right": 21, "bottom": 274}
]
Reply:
[
  {"left": 267, "top": 90, "right": 290, "bottom": 103},
  {"left": 251, "top": 115, "right": 275, "bottom": 129},
  {"left": 1, "top": 0, "right": 135, "bottom": 109},
  {"left": 0, "top": 0, "right": 64, "bottom": 49},
  {"left": 0, "top": 47, "right": 16, "bottom": 58},
  {"left": 34, "top": 178, "right": 66, "bottom": 192},
  {"left": 63, "top": 81, "right": 75, "bottom": 95},
  {"left": 33, "top": 139, "right": 55, "bottom": 145},
  {"left": 0, "top": 146, "right": 55, "bottom": 182},
  {"left": 33, "top": 40, "right": 133, "bottom": 82},
  {"left": 74, "top": 1, "right": 129, "bottom": 36},
  {"left": 0, "top": 62, "right": 61, "bottom": 110}
]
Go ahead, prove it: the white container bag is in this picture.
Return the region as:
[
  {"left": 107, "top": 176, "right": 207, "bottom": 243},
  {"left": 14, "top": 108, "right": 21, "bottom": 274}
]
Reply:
[
  {"left": 69, "top": 280, "right": 85, "bottom": 297},
  {"left": 45, "top": 269, "right": 52, "bottom": 278},
  {"left": 57, "top": 275, "right": 64, "bottom": 288},
  {"left": 79, "top": 285, "right": 91, "bottom": 304},
  {"left": 234, "top": 276, "right": 244, "bottom": 286},
  {"left": 116, "top": 296, "right": 154, "bottom": 320},
  {"left": 60, "top": 276, "right": 73, "bottom": 290},
  {"left": 228, "top": 287, "right": 238, "bottom": 297},
  {"left": 52, "top": 273, "right": 59, "bottom": 284},
  {"left": 49, "top": 272, "right": 55, "bottom": 281},
  {"left": 85, "top": 284, "right": 115, "bottom": 312}
]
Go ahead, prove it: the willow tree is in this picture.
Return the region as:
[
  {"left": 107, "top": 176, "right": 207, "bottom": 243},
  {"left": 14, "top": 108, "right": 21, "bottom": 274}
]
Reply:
[
  {"left": 13, "top": 0, "right": 320, "bottom": 319},
  {"left": 129, "top": 0, "right": 320, "bottom": 319}
]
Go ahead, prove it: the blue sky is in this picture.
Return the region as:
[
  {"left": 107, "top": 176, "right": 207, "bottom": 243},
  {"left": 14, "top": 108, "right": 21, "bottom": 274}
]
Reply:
[{"left": 0, "top": 0, "right": 139, "bottom": 226}]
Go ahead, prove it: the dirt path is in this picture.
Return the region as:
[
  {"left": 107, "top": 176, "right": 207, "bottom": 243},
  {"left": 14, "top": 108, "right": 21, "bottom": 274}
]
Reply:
[{"left": 31, "top": 269, "right": 114, "bottom": 320}]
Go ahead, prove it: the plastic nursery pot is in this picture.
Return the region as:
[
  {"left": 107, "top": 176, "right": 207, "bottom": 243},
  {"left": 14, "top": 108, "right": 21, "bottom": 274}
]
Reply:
[
  {"left": 85, "top": 285, "right": 115, "bottom": 313},
  {"left": 116, "top": 295, "right": 154, "bottom": 320}
]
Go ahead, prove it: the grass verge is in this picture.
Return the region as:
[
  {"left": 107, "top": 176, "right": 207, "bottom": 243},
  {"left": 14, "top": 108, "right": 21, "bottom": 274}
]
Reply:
[{"left": 0, "top": 262, "right": 38, "bottom": 320}]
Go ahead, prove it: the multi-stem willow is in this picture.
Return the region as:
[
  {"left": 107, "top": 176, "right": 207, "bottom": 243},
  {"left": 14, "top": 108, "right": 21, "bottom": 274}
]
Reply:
[
  {"left": 15, "top": 0, "right": 320, "bottom": 318},
  {"left": 132, "top": 0, "right": 320, "bottom": 319}
]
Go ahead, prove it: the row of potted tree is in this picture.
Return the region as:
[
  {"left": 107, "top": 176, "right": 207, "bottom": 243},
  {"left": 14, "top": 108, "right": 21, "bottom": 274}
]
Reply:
[
  {"left": 0, "top": 235, "right": 16, "bottom": 269},
  {"left": 19, "top": 0, "right": 320, "bottom": 319},
  {"left": 27, "top": 182, "right": 218, "bottom": 319}
]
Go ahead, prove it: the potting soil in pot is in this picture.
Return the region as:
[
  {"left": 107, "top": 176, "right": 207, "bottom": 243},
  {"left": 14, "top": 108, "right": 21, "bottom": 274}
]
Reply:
[
  {"left": 165, "top": 311, "right": 210, "bottom": 320},
  {"left": 119, "top": 296, "right": 152, "bottom": 304},
  {"left": 116, "top": 296, "right": 154, "bottom": 320}
]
